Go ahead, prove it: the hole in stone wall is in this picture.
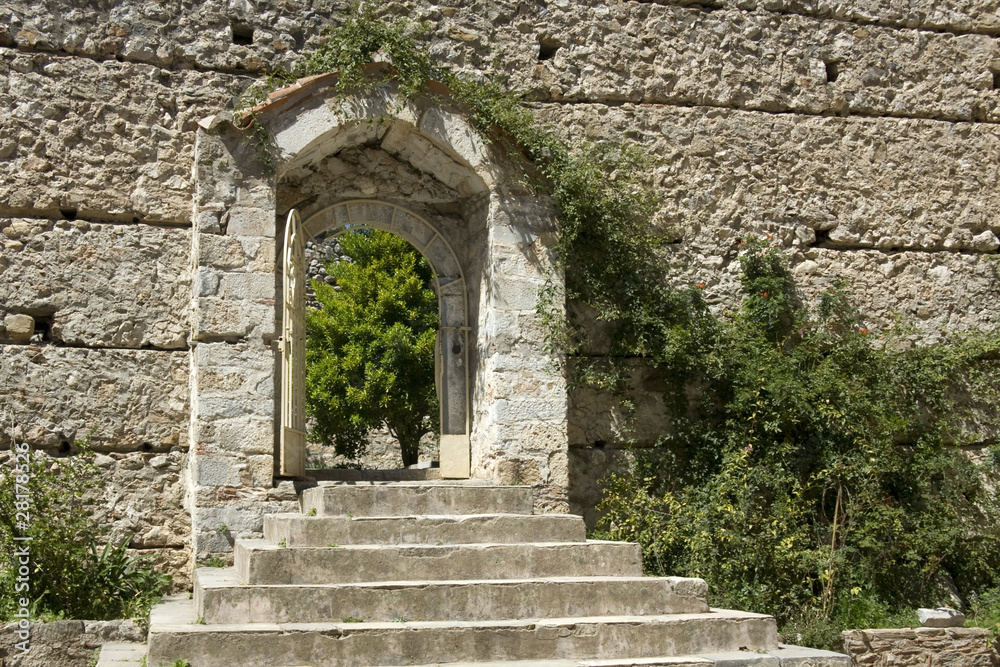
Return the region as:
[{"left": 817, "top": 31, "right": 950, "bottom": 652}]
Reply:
[
  {"left": 537, "top": 37, "right": 561, "bottom": 62},
  {"left": 33, "top": 314, "right": 54, "bottom": 342},
  {"left": 231, "top": 21, "right": 255, "bottom": 45},
  {"left": 59, "top": 441, "right": 70, "bottom": 453},
  {"left": 992, "top": 71, "right": 1000, "bottom": 90},
  {"left": 60, "top": 208, "right": 77, "bottom": 220},
  {"left": 824, "top": 60, "right": 840, "bottom": 83},
  {"left": 141, "top": 443, "right": 153, "bottom": 452},
  {"left": 812, "top": 229, "right": 831, "bottom": 247},
  {"left": 593, "top": 440, "right": 606, "bottom": 449}
]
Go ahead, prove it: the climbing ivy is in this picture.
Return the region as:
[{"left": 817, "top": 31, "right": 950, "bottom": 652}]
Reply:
[
  {"left": 235, "top": 4, "right": 1000, "bottom": 648},
  {"left": 234, "top": 3, "right": 677, "bottom": 365}
]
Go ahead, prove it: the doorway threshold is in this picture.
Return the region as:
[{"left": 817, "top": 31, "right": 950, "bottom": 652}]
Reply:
[{"left": 307, "top": 463, "right": 442, "bottom": 482}]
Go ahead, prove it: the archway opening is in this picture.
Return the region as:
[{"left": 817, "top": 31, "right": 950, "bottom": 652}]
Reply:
[
  {"left": 279, "top": 201, "right": 472, "bottom": 479},
  {"left": 303, "top": 227, "right": 440, "bottom": 470}
]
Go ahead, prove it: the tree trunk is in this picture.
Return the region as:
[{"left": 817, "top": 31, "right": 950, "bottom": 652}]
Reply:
[{"left": 389, "top": 421, "right": 420, "bottom": 467}]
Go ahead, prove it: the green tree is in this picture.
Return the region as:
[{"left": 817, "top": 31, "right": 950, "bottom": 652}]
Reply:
[{"left": 305, "top": 229, "right": 439, "bottom": 467}]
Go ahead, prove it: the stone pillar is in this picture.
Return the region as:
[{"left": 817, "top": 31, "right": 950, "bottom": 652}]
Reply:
[
  {"left": 473, "top": 193, "right": 569, "bottom": 513},
  {"left": 187, "top": 124, "right": 294, "bottom": 565}
]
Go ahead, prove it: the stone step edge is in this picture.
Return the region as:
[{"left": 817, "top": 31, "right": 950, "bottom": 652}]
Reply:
[
  {"left": 151, "top": 610, "right": 774, "bottom": 633},
  {"left": 238, "top": 538, "right": 630, "bottom": 551},
  {"left": 385, "top": 645, "right": 851, "bottom": 667},
  {"left": 148, "top": 597, "right": 780, "bottom": 663},
  {"left": 194, "top": 569, "right": 711, "bottom": 623},
  {"left": 267, "top": 512, "right": 586, "bottom": 521},
  {"left": 95, "top": 642, "right": 146, "bottom": 667},
  {"left": 311, "top": 480, "right": 514, "bottom": 487},
  {"left": 196, "top": 567, "right": 707, "bottom": 592}
]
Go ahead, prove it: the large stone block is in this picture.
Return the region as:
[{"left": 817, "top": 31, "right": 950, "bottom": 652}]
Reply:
[
  {"left": 191, "top": 342, "right": 276, "bottom": 457},
  {"left": 194, "top": 297, "right": 276, "bottom": 343},
  {"left": 4, "top": 0, "right": 996, "bottom": 81},
  {"left": 538, "top": 104, "right": 1000, "bottom": 254},
  {"left": 0, "top": 345, "right": 189, "bottom": 452},
  {"left": 0, "top": 48, "right": 244, "bottom": 222},
  {"left": 728, "top": 0, "right": 1000, "bottom": 34},
  {"left": 0, "top": 218, "right": 191, "bottom": 348},
  {"left": 507, "top": 5, "right": 1000, "bottom": 122},
  {"left": 191, "top": 495, "right": 298, "bottom": 556},
  {"left": 569, "top": 360, "right": 675, "bottom": 448}
]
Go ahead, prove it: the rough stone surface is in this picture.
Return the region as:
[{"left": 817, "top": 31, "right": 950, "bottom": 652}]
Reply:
[
  {"left": 511, "top": 6, "right": 1000, "bottom": 122},
  {"left": 841, "top": 628, "right": 999, "bottom": 667},
  {"left": 538, "top": 104, "right": 1000, "bottom": 255},
  {"left": 5, "top": 0, "right": 1000, "bottom": 593},
  {"left": 0, "top": 218, "right": 191, "bottom": 348},
  {"left": 89, "top": 449, "right": 192, "bottom": 590},
  {"left": 918, "top": 608, "right": 968, "bottom": 628},
  {"left": 569, "top": 444, "right": 640, "bottom": 528},
  {"left": 3, "top": 312, "right": 33, "bottom": 341},
  {"left": 0, "top": 345, "right": 189, "bottom": 452},
  {"left": 0, "top": 47, "right": 244, "bottom": 222},
  {"left": 4, "top": 0, "right": 999, "bottom": 85},
  {"left": 0, "top": 619, "right": 145, "bottom": 667}
]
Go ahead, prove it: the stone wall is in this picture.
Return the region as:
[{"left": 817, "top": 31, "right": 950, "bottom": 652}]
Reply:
[
  {"left": 0, "top": 619, "right": 145, "bottom": 667},
  {"left": 3, "top": 0, "right": 1000, "bottom": 581},
  {"left": 0, "top": 218, "right": 191, "bottom": 348},
  {"left": 841, "top": 628, "right": 1000, "bottom": 667}
]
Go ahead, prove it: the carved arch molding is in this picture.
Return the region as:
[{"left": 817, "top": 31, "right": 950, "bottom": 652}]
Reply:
[{"left": 280, "top": 200, "right": 471, "bottom": 478}]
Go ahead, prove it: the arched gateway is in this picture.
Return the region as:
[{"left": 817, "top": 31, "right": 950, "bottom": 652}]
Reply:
[
  {"left": 186, "top": 69, "right": 569, "bottom": 561},
  {"left": 279, "top": 201, "right": 471, "bottom": 478}
]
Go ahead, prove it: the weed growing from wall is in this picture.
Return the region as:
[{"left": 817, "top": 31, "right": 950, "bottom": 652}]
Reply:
[{"left": 0, "top": 440, "right": 169, "bottom": 621}]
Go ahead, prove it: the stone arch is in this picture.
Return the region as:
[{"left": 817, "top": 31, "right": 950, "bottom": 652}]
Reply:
[
  {"left": 257, "top": 72, "right": 499, "bottom": 196},
  {"left": 301, "top": 200, "right": 470, "bottom": 476},
  {"left": 188, "top": 72, "right": 570, "bottom": 561}
]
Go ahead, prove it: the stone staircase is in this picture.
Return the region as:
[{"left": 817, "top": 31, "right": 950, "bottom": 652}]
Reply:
[{"left": 137, "top": 481, "right": 849, "bottom": 667}]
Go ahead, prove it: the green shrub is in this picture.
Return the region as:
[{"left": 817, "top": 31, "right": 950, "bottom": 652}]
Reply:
[
  {"left": 596, "top": 239, "right": 1000, "bottom": 646},
  {"left": 0, "top": 440, "right": 170, "bottom": 620},
  {"left": 967, "top": 586, "right": 1000, "bottom": 637}
]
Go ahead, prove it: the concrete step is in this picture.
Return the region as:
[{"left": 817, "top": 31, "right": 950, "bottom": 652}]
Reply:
[
  {"left": 264, "top": 512, "right": 587, "bottom": 547},
  {"left": 300, "top": 481, "right": 535, "bottom": 517},
  {"left": 394, "top": 645, "right": 850, "bottom": 667},
  {"left": 235, "top": 539, "right": 644, "bottom": 585},
  {"left": 95, "top": 642, "right": 145, "bottom": 666},
  {"left": 148, "top": 597, "right": 780, "bottom": 667},
  {"left": 195, "top": 567, "right": 710, "bottom": 623}
]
